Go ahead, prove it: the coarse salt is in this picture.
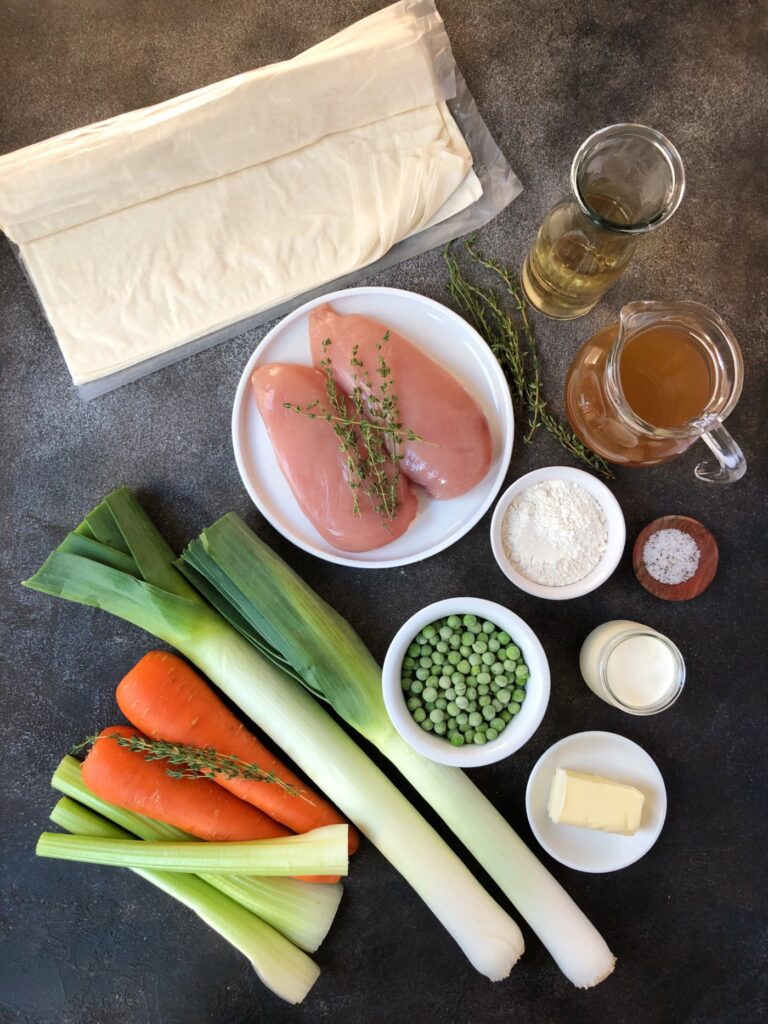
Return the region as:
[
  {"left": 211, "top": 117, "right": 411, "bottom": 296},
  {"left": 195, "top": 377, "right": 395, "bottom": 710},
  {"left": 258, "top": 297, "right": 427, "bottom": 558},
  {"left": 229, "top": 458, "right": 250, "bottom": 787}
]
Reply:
[
  {"left": 642, "top": 528, "right": 700, "bottom": 585},
  {"left": 501, "top": 479, "right": 608, "bottom": 587}
]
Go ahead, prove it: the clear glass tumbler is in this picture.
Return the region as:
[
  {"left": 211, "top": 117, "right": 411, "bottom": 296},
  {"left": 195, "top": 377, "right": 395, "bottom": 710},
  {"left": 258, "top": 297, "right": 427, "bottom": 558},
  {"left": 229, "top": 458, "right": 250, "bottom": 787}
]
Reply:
[{"left": 521, "top": 124, "right": 685, "bottom": 319}]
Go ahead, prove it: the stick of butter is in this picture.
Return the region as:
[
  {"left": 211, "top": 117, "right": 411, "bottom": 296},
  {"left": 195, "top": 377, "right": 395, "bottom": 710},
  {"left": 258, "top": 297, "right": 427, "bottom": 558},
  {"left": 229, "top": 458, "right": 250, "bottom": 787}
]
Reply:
[{"left": 547, "top": 768, "right": 645, "bottom": 836}]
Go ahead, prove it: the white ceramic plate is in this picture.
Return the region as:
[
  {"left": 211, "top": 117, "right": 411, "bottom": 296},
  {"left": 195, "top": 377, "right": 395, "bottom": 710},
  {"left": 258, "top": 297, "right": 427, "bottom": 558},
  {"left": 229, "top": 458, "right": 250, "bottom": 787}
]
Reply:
[
  {"left": 232, "top": 287, "right": 514, "bottom": 568},
  {"left": 525, "top": 731, "right": 667, "bottom": 872}
]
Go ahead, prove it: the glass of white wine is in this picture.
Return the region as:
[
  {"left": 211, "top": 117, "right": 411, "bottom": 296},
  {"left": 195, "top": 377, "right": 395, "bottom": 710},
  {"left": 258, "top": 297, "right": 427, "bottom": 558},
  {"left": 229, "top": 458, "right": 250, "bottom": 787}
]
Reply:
[{"left": 521, "top": 124, "right": 685, "bottom": 319}]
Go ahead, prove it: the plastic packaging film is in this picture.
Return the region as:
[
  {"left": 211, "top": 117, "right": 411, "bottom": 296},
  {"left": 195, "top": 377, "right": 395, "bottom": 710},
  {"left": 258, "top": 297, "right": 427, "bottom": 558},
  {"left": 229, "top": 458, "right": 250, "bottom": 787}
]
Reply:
[{"left": 0, "top": 0, "right": 522, "bottom": 397}]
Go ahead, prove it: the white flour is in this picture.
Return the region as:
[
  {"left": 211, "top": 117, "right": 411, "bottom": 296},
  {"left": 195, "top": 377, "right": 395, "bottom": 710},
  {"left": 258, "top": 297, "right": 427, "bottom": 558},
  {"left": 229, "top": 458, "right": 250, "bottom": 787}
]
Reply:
[{"left": 501, "top": 479, "right": 608, "bottom": 586}]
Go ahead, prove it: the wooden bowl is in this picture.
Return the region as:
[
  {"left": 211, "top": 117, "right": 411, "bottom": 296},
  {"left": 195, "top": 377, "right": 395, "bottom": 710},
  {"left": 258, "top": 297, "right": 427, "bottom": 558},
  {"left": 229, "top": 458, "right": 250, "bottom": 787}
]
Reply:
[{"left": 633, "top": 515, "right": 718, "bottom": 601}]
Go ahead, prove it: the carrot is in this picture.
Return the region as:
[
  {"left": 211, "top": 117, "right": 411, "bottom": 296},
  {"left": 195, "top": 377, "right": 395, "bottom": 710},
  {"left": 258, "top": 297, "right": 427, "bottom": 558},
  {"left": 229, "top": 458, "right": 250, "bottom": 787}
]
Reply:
[
  {"left": 82, "top": 726, "right": 294, "bottom": 841},
  {"left": 116, "top": 651, "right": 359, "bottom": 855}
]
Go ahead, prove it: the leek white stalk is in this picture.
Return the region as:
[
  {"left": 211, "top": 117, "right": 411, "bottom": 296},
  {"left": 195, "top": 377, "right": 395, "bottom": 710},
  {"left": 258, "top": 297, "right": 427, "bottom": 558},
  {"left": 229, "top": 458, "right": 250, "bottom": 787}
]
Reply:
[
  {"left": 52, "top": 756, "right": 341, "bottom": 953},
  {"left": 48, "top": 796, "right": 320, "bottom": 1004},
  {"left": 25, "top": 489, "right": 525, "bottom": 980},
  {"left": 182, "top": 513, "right": 616, "bottom": 988},
  {"left": 36, "top": 825, "right": 349, "bottom": 876}
]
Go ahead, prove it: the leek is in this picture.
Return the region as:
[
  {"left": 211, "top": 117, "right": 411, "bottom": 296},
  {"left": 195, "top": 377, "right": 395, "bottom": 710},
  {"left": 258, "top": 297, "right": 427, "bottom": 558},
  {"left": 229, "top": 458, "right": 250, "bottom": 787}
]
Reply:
[
  {"left": 48, "top": 796, "right": 320, "bottom": 1004},
  {"left": 36, "top": 825, "right": 349, "bottom": 875},
  {"left": 179, "top": 513, "right": 616, "bottom": 989},
  {"left": 24, "top": 488, "right": 525, "bottom": 981},
  {"left": 52, "top": 755, "right": 341, "bottom": 953}
]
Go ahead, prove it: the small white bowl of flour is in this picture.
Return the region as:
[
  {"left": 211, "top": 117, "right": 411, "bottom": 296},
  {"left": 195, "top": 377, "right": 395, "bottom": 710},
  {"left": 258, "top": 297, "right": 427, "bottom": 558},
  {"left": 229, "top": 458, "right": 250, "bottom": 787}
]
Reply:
[{"left": 490, "top": 467, "right": 626, "bottom": 600}]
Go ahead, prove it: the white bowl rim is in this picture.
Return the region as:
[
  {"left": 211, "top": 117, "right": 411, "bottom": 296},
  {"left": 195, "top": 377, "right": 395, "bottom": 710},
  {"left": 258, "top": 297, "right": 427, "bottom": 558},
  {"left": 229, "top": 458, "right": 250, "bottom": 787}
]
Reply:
[
  {"left": 524, "top": 729, "right": 668, "bottom": 872},
  {"left": 231, "top": 285, "right": 514, "bottom": 570},
  {"left": 382, "top": 597, "right": 551, "bottom": 767},
  {"left": 490, "top": 465, "right": 626, "bottom": 600}
]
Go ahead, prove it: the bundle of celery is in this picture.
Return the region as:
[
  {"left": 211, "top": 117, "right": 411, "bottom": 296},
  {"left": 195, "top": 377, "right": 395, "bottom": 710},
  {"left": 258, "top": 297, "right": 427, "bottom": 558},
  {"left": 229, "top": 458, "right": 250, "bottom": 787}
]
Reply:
[
  {"left": 44, "top": 758, "right": 344, "bottom": 1004},
  {"left": 25, "top": 488, "right": 524, "bottom": 982}
]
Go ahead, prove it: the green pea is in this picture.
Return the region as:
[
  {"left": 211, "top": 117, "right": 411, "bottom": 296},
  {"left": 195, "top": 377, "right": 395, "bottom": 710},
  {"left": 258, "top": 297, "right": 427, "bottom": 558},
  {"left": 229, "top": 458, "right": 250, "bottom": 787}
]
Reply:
[
  {"left": 491, "top": 717, "right": 505, "bottom": 731},
  {"left": 477, "top": 684, "right": 489, "bottom": 696},
  {"left": 481, "top": 651, "right": 495, "bottom": 666},
  {"left": 430, "top": 709, "right": 445, "bottom": 724},
  {"left": 485, "top": 728, "right": 498, "bottom": 741},
  {"left": 450, "top": 732, "right": 465, "bottom": 747},
  {"left": 470, "top": 665, "right": 481, "bottom": 677},
  {"left": 509, "top": 701, "right": 521, "bottom": 715},
  {"left": 453, "top": 680, "right": 466, "bottom": 695},
  {"left": 439, "top": 626, "right": 453, "bottom": 641},
  {"left": 506, "top": 646, "right": 521, "bottom": 661},
  {"left": 457, "top": 660, "right": 471, "bottom": 674},
  {"left": 445, "top": 687, "right": 456, "bottom": 700},
  {"left": 447, "top": 614, "right": 461, "bottom": 629},
  {"left": 488, "top": 639, "right": 501, "bottom": 652},
  {"left": 501, "top": 709, "right": 512, "bottom": 723},
  {"left": 455, "top": 695, "right": 469, "bottom": 710},
  {"left": 426, "top": 676, "right": 439, "bottom": 688},
  {"left": 503, "top": 659, "right": 516, "bottom": 673},
  {"left": 420, "top": 645, "right": 432, "bottom": 657},
  {"left": 430, "top": 652, "right": 444, "bottom": 667},
  {"left": 459, "top": 645, "right": 471, "bottom": 657},
  {"left": 448, "top": 635, "right": 461, "bottom": 649},
  {"left": 492, "top": 674, "right": 508, "bottom": 688},
  {"left": 425, "top": 701, "right": 435, "bottom": 712},
  {"left": 477, "top": 671, "right": 491, "bottom": 685},
  {"left": 410, "top": 679, "right": 424, "bottom": 694},
  {"left": 406, "top": 696, "right": 421, "bottom": 711},
  {"left": 445, "top": 701, "right": 459, "bottom": 717},
  {"left": 435, "top": 641, "right": 448, "bottom": 655},
  {"left": 464, "top": 729, "right": 475, "bottom": 744},
  {"left": 497, "top": 631, "right": 511, "bottom": 645},
  {"left": 496, "top": 689, "right": 511, "bottom": 704},
  {"left": 472, "top": 640, "right": 487, "bottom": 654},
  {"left": 456, "top": 712, "right": 469, "bottom": 726},
  {"left": 468, "top": 711, "right": 482, "bottom": 727},
  {"left": 482, "top": 705, "right": 496, "bottom": 721},
  {"left": 492, "top": 699, "right": 502, "bottom": 712},
  {"left": 421, "top": 719, "right": 434, "bottom": 732},
  {"left": 512, "top": 688, "right": 526, "bottom": 703},
  {"left": 407, "top": 643, "right": 420, "bottom": 657},
  {"left": 466, "top": 700, "right": 477, "bottom": 713},
  {"left": 403, "top": 656, "right": 416, "bottom": 669},
  {"left": 434, "top": 721, "right": 447, "bottom": 736},
  {"left": 438, "top": 676, "right": 452, "bottom": 690},
  {"left": 468, "top": 653, "right": 482, "bottom": 667},
  {"left": 461, "top": 632, "right": 474, "bottom": 646},
  {"left": 413, "top": 707, "right": 426, "bottom": 723},
  {"left": 422, "top": 686, "right": 437, "bottom": 702},
  {"left": 466, "top": 686, "right": 477, "bottom": 700},
  {"left": 451, "top": 672, "right": 464, "bottom": 686},
  {"left": 435, "top": 698, "right": 447, "bottom": 710},
  {"left": 478, "top": 695, "right": 491, "bottom": 708},
  {"left": 423, "top": 624, "right": 437, "bottom": 638},
  {"left": 415, "top": 668, "right": 428, "bottom": 682},
  {"left": 468, "top": 622, "right": 482, "bottom": 635},
  {"left": 447, "top": 717, "right": 457, "bottom": 729},
  {"left": 463, "top": 614, "right": 478, "bottom": 627},
  {"left": 491, "top": 663, "right": 505, "bottom": 676},
  {"left": 447, "top": 651, "right": 461, "bottom": 666},
  {"left": 473, "top": 732, "right": 487, "bottom": 745},
  {"left": 515, "top": 664, "right": 530, "bottom": 679}
]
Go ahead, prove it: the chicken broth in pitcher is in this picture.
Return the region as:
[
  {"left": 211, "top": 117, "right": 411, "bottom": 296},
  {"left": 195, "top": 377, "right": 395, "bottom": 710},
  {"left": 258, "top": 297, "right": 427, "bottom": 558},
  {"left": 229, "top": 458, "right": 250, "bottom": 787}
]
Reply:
[{"left": 619, "top": 326, "right": 714, "bottom": 429}]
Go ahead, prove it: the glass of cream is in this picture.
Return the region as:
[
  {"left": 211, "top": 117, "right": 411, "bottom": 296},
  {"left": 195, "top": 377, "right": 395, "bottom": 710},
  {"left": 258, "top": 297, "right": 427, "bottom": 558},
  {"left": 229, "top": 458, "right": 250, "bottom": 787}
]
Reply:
[{"left": 579, "top": 619, "right": 685, "bottom": 715}]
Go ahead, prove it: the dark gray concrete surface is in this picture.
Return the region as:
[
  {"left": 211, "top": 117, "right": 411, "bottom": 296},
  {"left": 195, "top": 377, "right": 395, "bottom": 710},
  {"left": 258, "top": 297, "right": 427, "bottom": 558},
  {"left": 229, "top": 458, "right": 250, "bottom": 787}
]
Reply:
[{"left": 1, "top": 1, "right": 766, "bottom": 1022}]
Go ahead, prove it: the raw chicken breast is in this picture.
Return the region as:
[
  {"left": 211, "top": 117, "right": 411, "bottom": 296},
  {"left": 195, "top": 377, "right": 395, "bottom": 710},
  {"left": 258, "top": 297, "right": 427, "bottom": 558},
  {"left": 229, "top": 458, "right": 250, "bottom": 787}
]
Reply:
[
  {"left": 309, "top": 303, "right": 492, "bottom": 499},
  {"left": 252, "top": 363, "right": 418, "bottom": 552}
]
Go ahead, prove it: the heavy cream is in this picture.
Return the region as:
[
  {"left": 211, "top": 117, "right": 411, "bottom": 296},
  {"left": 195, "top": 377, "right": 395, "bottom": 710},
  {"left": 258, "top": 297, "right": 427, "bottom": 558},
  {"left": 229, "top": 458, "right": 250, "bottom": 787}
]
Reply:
[{"left": 579, "top": 619, "right": 685, "bottom": 715}]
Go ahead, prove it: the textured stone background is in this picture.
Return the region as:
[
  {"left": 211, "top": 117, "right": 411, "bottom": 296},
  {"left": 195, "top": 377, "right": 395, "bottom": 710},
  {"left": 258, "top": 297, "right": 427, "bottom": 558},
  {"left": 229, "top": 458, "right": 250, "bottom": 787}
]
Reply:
[{"left": 1, "top": 1, "right": 766, "bottom": 1022}]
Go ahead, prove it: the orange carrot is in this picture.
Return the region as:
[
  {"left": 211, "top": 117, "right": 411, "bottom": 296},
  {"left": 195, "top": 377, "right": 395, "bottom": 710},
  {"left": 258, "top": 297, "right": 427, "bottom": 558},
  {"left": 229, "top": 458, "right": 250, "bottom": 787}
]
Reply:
[
  {"left": 82, "top": 726, "right": 293, "bottom": 841},
  {"left": 116, "top": 651, "right": 359, "bottom": 855}
]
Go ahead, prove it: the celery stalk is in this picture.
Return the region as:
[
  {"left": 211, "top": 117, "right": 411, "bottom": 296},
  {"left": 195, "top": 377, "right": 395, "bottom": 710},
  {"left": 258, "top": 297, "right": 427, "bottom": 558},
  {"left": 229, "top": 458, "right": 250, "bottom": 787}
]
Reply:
[
  {"left": 51, "top": 756, "right": 341, "bottom": 953},
  {"left": 47, "top": 797, "right": 320, "bottom": 1004},
  {"left": 36, "top": 824, "right": 349, "bottom": 876}
]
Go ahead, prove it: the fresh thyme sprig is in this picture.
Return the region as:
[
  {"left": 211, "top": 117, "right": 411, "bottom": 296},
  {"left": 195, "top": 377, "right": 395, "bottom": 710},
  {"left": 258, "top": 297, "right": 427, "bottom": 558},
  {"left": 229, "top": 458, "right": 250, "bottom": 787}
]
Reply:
[
  {"left": 445, "top": 240, "right": 613, "bottom": 479},
  {"left": 284, "top": 336, "right": 425, "bottom": 525},
  {"left": 72, "top": 734, "right": 313, "bottom": 803}
]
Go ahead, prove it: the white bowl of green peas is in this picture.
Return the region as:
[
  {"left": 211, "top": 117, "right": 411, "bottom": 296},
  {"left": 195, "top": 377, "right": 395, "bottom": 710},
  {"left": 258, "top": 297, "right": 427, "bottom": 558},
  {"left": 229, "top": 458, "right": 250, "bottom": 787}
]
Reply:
[{"left": 382, "top": 598, "right": 551, "bottom": 766}]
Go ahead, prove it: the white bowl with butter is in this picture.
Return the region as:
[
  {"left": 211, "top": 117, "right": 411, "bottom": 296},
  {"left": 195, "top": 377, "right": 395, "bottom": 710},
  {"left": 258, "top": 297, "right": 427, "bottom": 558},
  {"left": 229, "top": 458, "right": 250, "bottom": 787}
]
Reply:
[{"left": 525, "top": 731, "right": 667, "bottom": 872}]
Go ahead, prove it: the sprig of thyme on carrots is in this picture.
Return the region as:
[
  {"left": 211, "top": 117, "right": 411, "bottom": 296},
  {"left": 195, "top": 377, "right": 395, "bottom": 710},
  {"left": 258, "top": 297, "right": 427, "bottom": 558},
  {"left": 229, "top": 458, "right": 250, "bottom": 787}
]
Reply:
[{"left": 72, "top": 734, "right": 313, "bottom": 802}]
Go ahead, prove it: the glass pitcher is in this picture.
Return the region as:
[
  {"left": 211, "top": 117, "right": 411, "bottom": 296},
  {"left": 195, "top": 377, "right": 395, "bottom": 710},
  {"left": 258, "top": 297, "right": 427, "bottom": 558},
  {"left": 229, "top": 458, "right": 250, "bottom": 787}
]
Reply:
[
  {"left": 522, "top": 124, "right": 685, "bottom": 319},
  {"left": 564, "top": 301, "right": 746, "bottom": 483}
]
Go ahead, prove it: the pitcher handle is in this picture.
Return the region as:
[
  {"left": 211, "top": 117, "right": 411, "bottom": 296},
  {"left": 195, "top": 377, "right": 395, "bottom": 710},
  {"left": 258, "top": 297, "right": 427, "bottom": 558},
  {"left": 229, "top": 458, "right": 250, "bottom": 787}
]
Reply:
[{"left": 695, "top": 423, "right": 747, "bottom": 484}]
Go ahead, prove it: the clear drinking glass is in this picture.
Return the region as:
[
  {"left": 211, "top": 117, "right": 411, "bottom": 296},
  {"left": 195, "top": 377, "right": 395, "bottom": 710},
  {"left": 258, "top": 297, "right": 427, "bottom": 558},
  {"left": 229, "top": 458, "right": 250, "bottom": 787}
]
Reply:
[{"left": 521, "top": 124, "right": 685, "bottom": 319}]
